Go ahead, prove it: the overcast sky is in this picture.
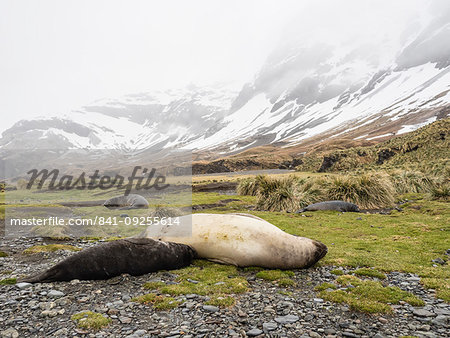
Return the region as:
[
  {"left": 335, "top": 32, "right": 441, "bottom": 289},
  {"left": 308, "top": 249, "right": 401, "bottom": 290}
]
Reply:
[
  {"left": 0, "top": 0, "right": 306, "bottom": 132},
  {"left": 0, "top": 0, "right": 438, "bottom": 134}
]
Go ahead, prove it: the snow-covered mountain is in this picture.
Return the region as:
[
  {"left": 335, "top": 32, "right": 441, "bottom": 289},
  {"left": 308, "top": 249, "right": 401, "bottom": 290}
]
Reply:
[
  {"left": 1, "top": 2, "right": 450, "bottom": 158},
  {"left": 0, "top": 84, "right": 236, "bottom": 151}
]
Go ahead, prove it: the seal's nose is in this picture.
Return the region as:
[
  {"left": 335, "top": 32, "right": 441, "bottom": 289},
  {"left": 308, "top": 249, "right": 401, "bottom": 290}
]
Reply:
[{"left": 304, "top": 240, "right": 328, "bottom": 268}]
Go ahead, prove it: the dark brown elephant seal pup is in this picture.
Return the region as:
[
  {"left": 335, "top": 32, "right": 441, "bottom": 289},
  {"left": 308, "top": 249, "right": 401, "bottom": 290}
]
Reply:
[
  {"left": 296, "top": 201, "right": 360, "bottom": 213},
  {"left": 103, "top": 194, "right": 149, "bottom": 210},
  {"left": 22, "top": 238, "right": 196, "bottom": 283}
]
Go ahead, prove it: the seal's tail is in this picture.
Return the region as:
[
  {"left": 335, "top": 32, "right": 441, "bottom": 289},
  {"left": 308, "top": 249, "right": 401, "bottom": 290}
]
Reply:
[{"left": 19, "top": 267, "right": 61, "bottom": 283}]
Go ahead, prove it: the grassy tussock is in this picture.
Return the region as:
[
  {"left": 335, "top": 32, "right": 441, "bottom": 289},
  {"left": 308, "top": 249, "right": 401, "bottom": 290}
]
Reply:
[
  {"left": 389, "top": 170, "right": 438, "bottom": 194},
  {"left": 430, "top": 183, "right": 450, "bottom": 201},
  {"left": 326, "top": 173, "right": 394, "bottom": 209},
  {"left": 238, "top": 173, "right": 395, "bottom": 211}
]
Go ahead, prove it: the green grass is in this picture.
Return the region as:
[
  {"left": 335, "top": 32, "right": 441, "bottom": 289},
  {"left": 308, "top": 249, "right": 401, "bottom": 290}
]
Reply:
[
  {"left": 420, "top": 278, "right": 450, "bottom": 302},
  {"left": 23, "top": 244, "right": 81, "bottom": 254},
  {"left": 132, "top": 293, "right": 183, "bottom": 310},
  {"left": 353, "top": 268, "right": 386, "bottom": 279},
  {"left": 205, "top": 295, "right": 236, "bottom": 307},
  {"left": 71, "top": 311, "right": 111, "bottom": 330},
  {"left": 143, "top": 260, "right": 248, "bottom": 300},
  {"left": 330, "top": 269, "right": 344, "bottom": 276},
  {"left": 314, "top": 282, "right": 337, "bottom": 291},
  {"left": 197, "top": 192, "right": 449, "bottom": 304},
  {"left": 0, "top": 251, "right": 8, "bottom": 258},
  {"left": 255, "top": 269, "right": 294, "bottom": 281},
  {"left": 0, "top": 278, "right": 17, "bottom": 285},
  {"left": 319, "top": 275, "right": 425, "bottom": 314},
  {"left": 277, "top": 278, "right": 296, "bottom": 287}
]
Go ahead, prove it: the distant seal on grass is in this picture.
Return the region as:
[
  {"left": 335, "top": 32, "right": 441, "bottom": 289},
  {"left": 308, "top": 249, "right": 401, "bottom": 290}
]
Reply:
[
  {"left": 22, "top": 238, "right": 196, "bottom": 283},
  {"left": 103, "top": 194, "right": 149, "bottom": 210},
  {"left": 296, "top": 200, "right": 360, "bottom": 213},
  {"left": 142, "top": 213, "right": 327, "bottom": 269}
]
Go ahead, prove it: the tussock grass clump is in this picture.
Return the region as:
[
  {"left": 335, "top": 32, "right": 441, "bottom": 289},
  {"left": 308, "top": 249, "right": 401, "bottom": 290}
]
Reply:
[
  {"left": 319, "top": 275, "right": 424, "bottom": 314},
  {"left": 71, "top": 311, "right": 111, "bottom": 330},
  {"left": 325, "top": 173, "right": 395, "bottom": 209},
  {"left": 23, "top": 244, "right": 81, "bottom": 254},
  {"left": 237, "top": 176, "right": 262, "bottom": 196},
  {"left": 255, "top": 176, "right": 301, "bottom": 212},
  {"left": 132, "top": 293, "right": 183, "bottom": 310},
  {"left": 252, "top": 175, "right": 326, "bottom": 212},
  {"left": 330, "top": 269, "right": 344, "bottom": 276},
  {"left": 240, "top": 173, "right": 398, "bottom": 211},
  {"left": 389, "top": 170, "right": 438, "bottom": 194},
  {"left": 430, "top": 183, "right": 450, "bottom": 201},
  {"left": 257, "top": 183, "right": 300, "bottom": 212}
]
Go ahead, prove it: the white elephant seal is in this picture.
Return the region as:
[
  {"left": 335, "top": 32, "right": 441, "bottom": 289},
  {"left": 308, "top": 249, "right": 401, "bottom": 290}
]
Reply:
[{"left": 141, "top": 213, "right": 327, "bottom": 269}]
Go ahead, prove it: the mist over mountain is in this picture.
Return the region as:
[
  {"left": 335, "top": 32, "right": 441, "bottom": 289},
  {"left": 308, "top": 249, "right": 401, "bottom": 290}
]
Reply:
[{"left": 1, "top": 0, "right": 449, "bottom": 161}]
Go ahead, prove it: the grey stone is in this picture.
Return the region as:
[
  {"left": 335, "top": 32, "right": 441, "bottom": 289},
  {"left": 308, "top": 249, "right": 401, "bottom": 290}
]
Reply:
[
  {"left": 119, "top": 316, "right": 132, "bottom": 324},
  {"left": 431, "top": 258, "right": 445, "bottom": 265},
  {"left": 246, "top": 328, "right": 263, "bottom": 336},
  {"left": 15, "top": 282, "right": 32, "bottom": 290},
  {"left": 413, "top": 308, "right": 435, "bottom": 317},
  {"left": 187, "top": 279, "right": 199, "bottom": 284},
  {"left": 432, "top": 315, "right": 448, "bottom": 326},
  {"left": 202, "top": 305, "right": 219, "bottom": 312},
  {"left": 0, "top": 328, "right": 19, "bottom": 338},
  {"left": 262, "top": 322, "right": 277, "bottom": 331},
  {"left": 274, "top": 315, "right": 299, "bottom": 324},
  {"left": 48, "top": 290, "right": 65, "bottom": 298}
]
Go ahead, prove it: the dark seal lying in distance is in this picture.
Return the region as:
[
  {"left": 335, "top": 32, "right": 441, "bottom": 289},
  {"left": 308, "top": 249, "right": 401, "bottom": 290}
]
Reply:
[
  {"left": 296, "top": 200, "right": 360, "bottom": 213},
  {"left": 21, "top": 238, "right": 196, "bottom": 283},
  {"left": 103, "top": 194, "right": 149, "bottom": 210}
]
